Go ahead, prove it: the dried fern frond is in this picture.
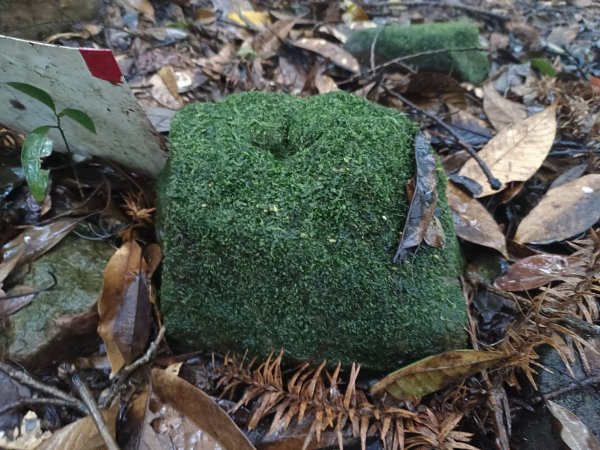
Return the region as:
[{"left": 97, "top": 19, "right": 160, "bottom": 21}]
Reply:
[
  {"left": 490, "top": 231, "right": 600, "bottom": 387},
  {"left": 214, "top": 351, "right": 477, "bottom": 450}
]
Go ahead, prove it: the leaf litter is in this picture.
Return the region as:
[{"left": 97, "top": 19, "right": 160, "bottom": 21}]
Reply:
[{"left": 1, "top": 0, "right": 600, "bottom": 448}]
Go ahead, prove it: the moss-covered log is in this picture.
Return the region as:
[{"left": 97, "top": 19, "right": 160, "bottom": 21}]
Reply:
[
  {"left": 345, "top": 21, "right": 489, "bottom": 84},
  {"left": 157, "top": 92, "right": 467, "bottom": 371}
]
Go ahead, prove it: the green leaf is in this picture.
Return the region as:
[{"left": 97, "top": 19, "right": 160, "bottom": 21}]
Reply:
[
  {"left": 530, "top": 58, "right": 558, "bottom": 77},
  {"left": 370, "top": 350, "right": 507, "bottom": 400},
  {"left": 59, "top": 108, "right": 96, "bottom": 134},
  {"left": 7, "top": 82, "right": 56, "bottom": 113},
  {"left": 21, "top": 126, "right": 53, "bottom": 202}
]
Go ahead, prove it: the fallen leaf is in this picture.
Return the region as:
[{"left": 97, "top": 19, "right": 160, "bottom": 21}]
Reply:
[
  {"left": 393, "top": 133, "right": 440, "bottom": 262},
  {"left": 253, "top": 19, "right": 297, "bottom": 59},
  {"left": 0, "top": 219, "right": 81, "bottom": 276},
  {"left": 227, "top": 11, "right": 271, "bottom": 30},
  {"left": 292, "top": 38, "right": 360, "bottom": 73},
  {"left": 495, "top": 254, "right": 569, "bottom": 291},
  {"left": 370, "top": 350, "right": 507, "bottom": 400},
  {"left": 0, "top": 286, "right": 36, "bottom": 318},
  {"left": 97, "top": 239, "right": 153, "bottom": 374},
  {"left": 39, "top": 403, "right": 118, "bottom": 450},
  {"left": 483, "top": 84, "right": 527, "bottom": 131},
  {"left": 157, "top": 66, "right": 182, "bottom": 102},
  {"left": 151, "top": 368, "right": 256, "bottom": 450},
  {"left": 0, "top": 235, "right": 24, "bottom": 289},
  {"left": 459, "top": 105, "right": 557, "bottom": 198},
  {"left": 514, "top": 174, "right": 600, "bottom": 244},
  {"left": 447, "top": 183, "right": 508, "bottom": 257},
  {"left": 314, "top": 74, "right": 339, "bottom": 93},
  {"left": 549, "top": 163, "right": 587, "bottom": 190},
  {"left": 149, "top": 73, "right": 183, "bottom": 110},
  {"left": 546, "top": 400, "right": 600, "bottom": 450},
  {"left": 119, "top": 0, "right": 155, "bottom": 22}
]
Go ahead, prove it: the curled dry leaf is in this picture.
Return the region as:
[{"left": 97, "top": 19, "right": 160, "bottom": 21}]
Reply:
[
  {"left": 483, "top": 83, "right": 527, "bottom": 131},
  {"left": 495, "top": 253, "right": 570, "bottom": 291},
  {"left": 546, "top": 400, "right": 600, "bottom": 450},
  {"left": 459, "top": 105, "right": 557, "bottom": 198},
  {"left": 393, "top": 133, "right": 441, "bottom": 262},
  {"left": 292, "top": 38, "right": 360, "bottom": 73},
  {"left": 97, "top": 239, "right": 154, "bottom": 374},
  {"left": 447, "top": 183, "right": 508, "bottom": 257},
  {"left": 151, "top": 368, "right": 256, "bottom": 450},
  {"left": 370, "top": 350, "right": 507, "bottom": 400},
  {"left": 515, "top": 174, "right": 600, "bottom": 244}
]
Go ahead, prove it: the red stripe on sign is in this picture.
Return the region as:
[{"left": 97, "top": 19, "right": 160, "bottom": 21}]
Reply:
[{"left": 79, "top": 48, "right": 122, "bottom": 84}]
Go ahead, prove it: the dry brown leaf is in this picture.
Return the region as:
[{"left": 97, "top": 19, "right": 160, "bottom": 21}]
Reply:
[
  {"left": 483, "top": 83, "right": 527, "bottom": 131},
  {"left": 149, "top": 73, "right": 183, "bottom": 110},
  {"left": 515, "top": 174, "right": 600, "bottom": 244},
  {"left": 253, "top": 19, "right": 297, "bottom": 59},
  {"left": 292, "top": 38, "right": 360, "bottom": 73},
  {"left": 119, "top": 0, "right": 155, "bottom": 22},
  {"left": 494, "top": 253, "right": 569, "bottom": 291},
  {"left": 447, "top": 183, "right": 508, "bottom": 257},
  {"left": 157, "top": 66, "right": 182, "bottom": 102},
  {"left": 97, "top": 239, "right": 153, "bottom": 374},
  {"left": 151, "top": 368, "right": 256, "bottom": 450},
  {"left": 39, "top": 403, "right": 118, "bottom": 450},
  {"left": 314, "top": 74, "right": 339, "bottom": 93},
  {"left": 370, "top": 350, "right": 507, "bottom": 400},
  {"left": 459, "top": 105, "right": 557, "bottom": 198},
  {"left": 546, "top": 400, "right": 600, "bottom": 450}
]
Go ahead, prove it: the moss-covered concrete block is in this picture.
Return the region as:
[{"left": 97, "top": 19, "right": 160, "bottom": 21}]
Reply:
[
  {"left": 157, "top": 92, "right": 467, "bottom": 372},
  {"left": 345, "top": 21, "right": 489, "bottom": 84}
]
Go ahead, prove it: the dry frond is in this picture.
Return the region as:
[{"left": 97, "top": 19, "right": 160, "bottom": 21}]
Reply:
[
  {"left": 122, "top": 191, "right": 156, "bottom": 224},
  {"left": 214, "top": 351, "right": 478, "bottom": 450},
  {"left": 492, "top": 230, "right": 600, "bottom": 387}
]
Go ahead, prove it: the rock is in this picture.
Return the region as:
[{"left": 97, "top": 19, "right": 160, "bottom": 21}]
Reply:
[
  {"left": 0, "top": 235, "right": 114, "bottom": 369},
  {"left": 511, "top": 340, "right": 600, "bottom": 448},
  {"left": 0, "top": 0, "right": 101, "bottom": 40},
  {"left": 345, "top": 21, "right": 489, "bottom": 85},
  {"left": 157, "top": 92, "right": 467, "bottom": 372}
]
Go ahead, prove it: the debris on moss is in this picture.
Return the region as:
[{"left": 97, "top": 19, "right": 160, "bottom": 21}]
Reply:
[
  {"left": 345, "top": 21, "right": 489, "bottom": 84},
  {"left": 157, "top": 91, "right": 467, "bottom": 372}
]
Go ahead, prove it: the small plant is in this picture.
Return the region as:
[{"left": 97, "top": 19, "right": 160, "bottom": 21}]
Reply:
[{"left": 6, "top": 82, "right": 96, "bottom": 202}]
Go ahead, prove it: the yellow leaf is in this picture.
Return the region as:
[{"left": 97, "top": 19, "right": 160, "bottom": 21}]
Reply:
[
  {"left": 459, "top": 105, "right": 557, "bottom": 198},
  {"left": 227, "top": 11, "right": 271, "bottom": 29},
  {"left": 370, "top": 350, "right": 507, "bottom": 400}
]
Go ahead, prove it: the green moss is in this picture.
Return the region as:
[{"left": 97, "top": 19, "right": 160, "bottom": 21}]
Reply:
[
  {"left": 157, "top": 92, "right": 467, "bottom": 372},
  {"left": 345, "top": 21, "right": 489, "bottom": 84}
]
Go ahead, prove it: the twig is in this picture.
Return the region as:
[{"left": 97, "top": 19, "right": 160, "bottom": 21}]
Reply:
[
  {"left": 529, "top": 375, "right": 600, "bottom": 404},
  {"left": 0, "top": 397, "right": 83, "bottom": 416},
  {"left": 61, "top": 364, "right": 119, "bottom": 450},
  {"left": 0, "top": 362, "right": 86, "bottom": 414},
  {"left": 99, "top": 326, "right": 166, "bottom": 408},
  {"left": 369, "top": 27, "right": 383, "bottom": 73},
  {"left": 383, "top": 87, "right": 501, "bottom": 190}
]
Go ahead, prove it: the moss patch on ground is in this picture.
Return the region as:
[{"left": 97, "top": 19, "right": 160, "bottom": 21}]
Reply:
[
  {"left": 157, "top": 92, "right": 467, "bottom": 372},
  {"left": 345, "top": 21, "right": 489, "bottom": 84}
]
